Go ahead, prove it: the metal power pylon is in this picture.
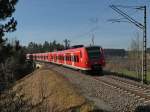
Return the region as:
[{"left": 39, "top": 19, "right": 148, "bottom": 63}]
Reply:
[{"left": 109, "top": 5, "right": 147, "bottom": 83}]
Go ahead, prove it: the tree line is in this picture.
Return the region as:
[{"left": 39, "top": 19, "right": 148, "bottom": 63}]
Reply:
[{"left": 26, "top": 39, "right": 71, "bottom": 53}]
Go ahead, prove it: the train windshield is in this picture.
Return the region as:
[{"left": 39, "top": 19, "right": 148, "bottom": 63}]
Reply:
[{"left": 86, "top": 47, "right": 101, "bottom": 60}]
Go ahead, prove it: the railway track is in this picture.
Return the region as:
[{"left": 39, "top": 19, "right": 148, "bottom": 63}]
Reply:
[
  {"left": 45, "top": 63, "right": 150, "bottom": 104},
  {"left": 93, "top": 76, "right": 150, "bottom": 104},
  {"left": 41, "top": 63, "right": 150, "bottom": 111}
]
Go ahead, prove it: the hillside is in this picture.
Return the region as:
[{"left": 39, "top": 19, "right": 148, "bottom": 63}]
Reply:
[{"left": 8, "top": 68, "right": 97, "bottom": 112}]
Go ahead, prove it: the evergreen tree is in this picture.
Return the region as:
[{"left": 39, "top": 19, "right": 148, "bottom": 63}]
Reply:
[
  {"left": 0, "top": 0, "right": 18, "bottom": 63},
  {"left": 0, "top": 0, "right": 34, "bottom": 89},
  {"left": 26, "top": 40, "right": 65, "bottom": 53}
]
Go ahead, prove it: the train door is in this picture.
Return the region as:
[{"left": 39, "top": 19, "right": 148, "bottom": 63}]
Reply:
[
  {"left": 65, "top": 53, "right": 71, "bottom": 65},
  {"left": 53, "top": 53, "right": 57, "bottom": 63},
  {"left": 64, "top": 53, "right": 66, "bottom": 65},
  {"left": 60, "top": 53, "right": 64, "bottom": 64},
  {"left": 48, "top": 53, "right": 51, "bottom": 62},
  {"left": 73, "top": 51, "right": 80, "bottom": 68},
  {"left": 71, "top": 53, "right": 75, "bottom": 66}
]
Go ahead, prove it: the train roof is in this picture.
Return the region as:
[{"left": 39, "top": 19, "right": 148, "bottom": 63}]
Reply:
[
  {"left": 26, "top": 45, "right": 103, "bottom": 55},
  {"left": 85, "top": 45, "right": 102, "bottom": 48}
]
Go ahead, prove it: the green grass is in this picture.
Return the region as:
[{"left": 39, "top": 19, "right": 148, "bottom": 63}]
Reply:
[{"left": 116, "top": 69, "right": 150, "bottom": 82}]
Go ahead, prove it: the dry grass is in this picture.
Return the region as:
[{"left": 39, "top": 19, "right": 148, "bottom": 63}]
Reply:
[{"left": 12, "top": 68, "right": 94, "bottom": 112}]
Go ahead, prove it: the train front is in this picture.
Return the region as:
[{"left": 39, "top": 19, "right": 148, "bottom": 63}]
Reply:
[{"left": 85, "top": 46, "right": 105, "bottom": 72}]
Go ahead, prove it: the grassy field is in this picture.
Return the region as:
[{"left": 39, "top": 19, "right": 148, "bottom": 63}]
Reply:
[
  {"left": 112, "top": 68, "right": 150, "bottom": 82},
  {"left": 105, "top": 57, "right": 150, "bottom": 83}
]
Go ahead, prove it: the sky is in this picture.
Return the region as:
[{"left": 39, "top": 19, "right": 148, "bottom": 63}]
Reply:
[{"left": 6, "top": 0, "right": 150, "bottom": 49}]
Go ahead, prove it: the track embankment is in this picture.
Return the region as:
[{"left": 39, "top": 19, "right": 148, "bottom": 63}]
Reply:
[
  {"left": 44, "top": 64, "right": 150, "bottom": 112},
  {"left": 12, "top": 67, "right": 111, "bottom": 112}
]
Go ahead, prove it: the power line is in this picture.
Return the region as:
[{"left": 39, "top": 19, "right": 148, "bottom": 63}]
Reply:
[{"left": 109, "top": 5, "right": 147, "bottom": 83}]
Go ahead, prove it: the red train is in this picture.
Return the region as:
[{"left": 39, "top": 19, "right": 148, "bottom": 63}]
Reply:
[{"left": 26, "top": 45, "right": 105, "bottom": 73}]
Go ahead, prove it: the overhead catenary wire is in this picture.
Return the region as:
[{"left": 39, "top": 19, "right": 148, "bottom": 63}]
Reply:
[{"left": 109, "top": 5, "right": 147, "bottom": 83}]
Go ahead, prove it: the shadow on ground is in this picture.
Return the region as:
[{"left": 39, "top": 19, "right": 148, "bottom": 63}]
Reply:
[{"left": 135, "top": 105, "right": 150, "bottom": 112}]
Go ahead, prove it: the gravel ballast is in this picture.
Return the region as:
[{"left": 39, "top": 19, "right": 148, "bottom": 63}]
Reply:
[{"left": 49, "top": 64, "right": 146, "bottom": 112}]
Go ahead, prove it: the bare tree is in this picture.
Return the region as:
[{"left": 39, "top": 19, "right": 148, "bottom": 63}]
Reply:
[
  {"left": 63, "top": 39, "right": 70, "bottom": 49},
  {"left": 128, "top": 33, "right": 142, "bottom": 79}
]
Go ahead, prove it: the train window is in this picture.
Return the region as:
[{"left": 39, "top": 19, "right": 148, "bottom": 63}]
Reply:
[
  {"left": 74, "top": 55, "right": 79, "bottom": 62},
  {"left": 86, "top": 47, "right": 101, "bottom": 59},
  {"left": 77, "top": 56, "right": 79, "bottom": 62},
  {"left": 74, "top": 56, "right": 76, "bottom": 62}
]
